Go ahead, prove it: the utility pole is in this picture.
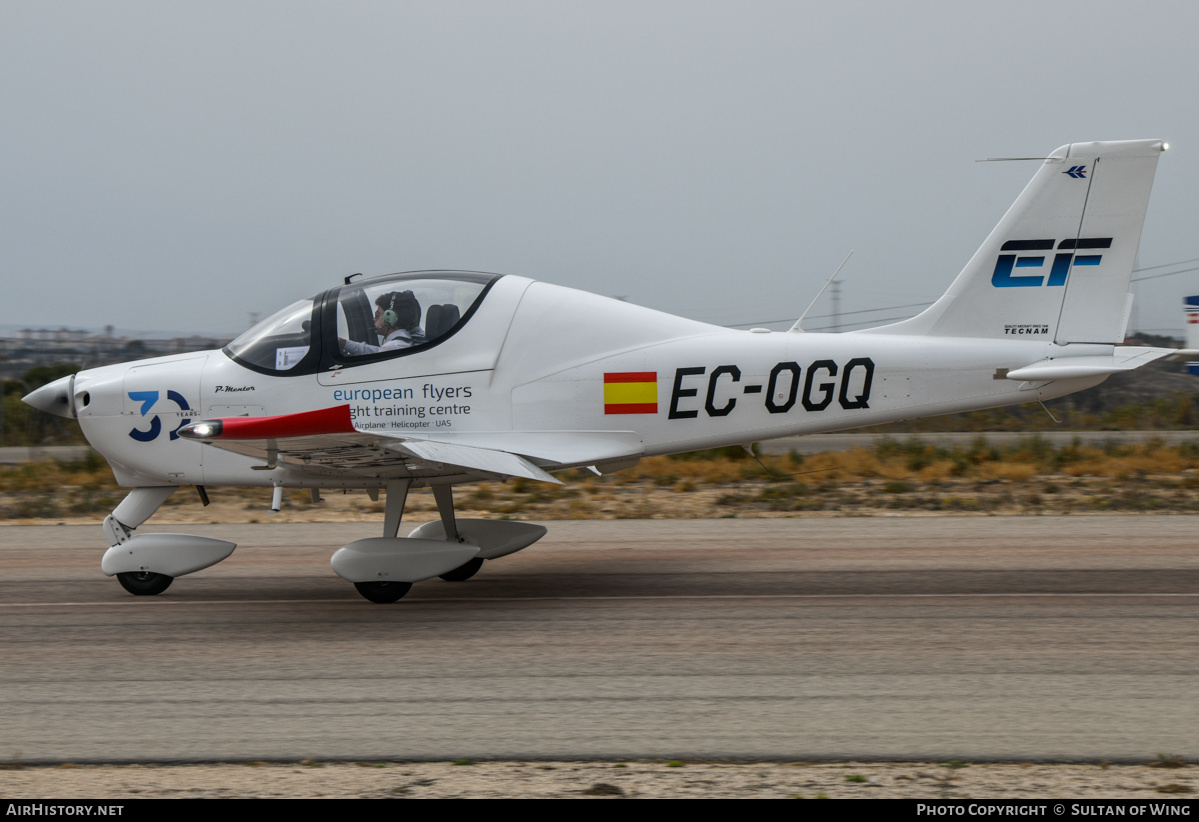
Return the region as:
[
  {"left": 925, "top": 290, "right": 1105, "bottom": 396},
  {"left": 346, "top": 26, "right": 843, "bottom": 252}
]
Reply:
[{"left": 831, "top": 280, "right": 842, "bottom": 332}]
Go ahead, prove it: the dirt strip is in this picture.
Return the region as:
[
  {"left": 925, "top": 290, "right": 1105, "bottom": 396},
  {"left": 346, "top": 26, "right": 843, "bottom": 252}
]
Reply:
[{"left": 2, "top": 761, "right": 1196, "bottom": 799}]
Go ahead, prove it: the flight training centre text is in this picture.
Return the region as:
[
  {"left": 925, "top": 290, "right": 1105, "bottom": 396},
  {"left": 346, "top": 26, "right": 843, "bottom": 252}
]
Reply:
[{"left": 336, "top": 383, "right": 472, "bottom": 429}]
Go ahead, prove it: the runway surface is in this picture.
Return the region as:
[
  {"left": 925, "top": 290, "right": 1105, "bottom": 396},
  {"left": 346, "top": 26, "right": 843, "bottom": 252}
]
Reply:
[{"left": 1, "top": 516, "right": 1197, "bottom": 763}]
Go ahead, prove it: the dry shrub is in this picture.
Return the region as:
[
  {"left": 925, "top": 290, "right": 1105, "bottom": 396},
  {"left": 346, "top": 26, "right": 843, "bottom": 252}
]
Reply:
[
  {"left": 65, "top": 469, "right": 113, "bottom": 488},
  {"left": 795, "top": 450, "right": 890, "bottom": 481},
  {"left": 0, "top": 459, "right": 117, "bottom": 495},
  {"left": 630, "top": 456, "right": 751, "bottom": 485},
  {"left": 622, "top": 457, "right": 669, "bottom": 484},
  {"left": 978, "top": 462, "right": 1039, "bottom": 482},
  {"left": 1103, "top": 457, "right": 1164, "bottom": 478},
  {"left": 1135, "top": 448, "right": 1190, "bottom": 474},
  {"left": 873, "top": 457, "right": 916, "bottom": 481},
  {"left": 469, "top": 483, "right": 495, "bottom": 500},
  {"left": 1064, "top": 448, "right": 1188, "bottom": 478},
  {"left": 918, "top": 460, "right": 960, "bottom": 483},
  {"left": 613, "top": 498, "right": 656, "bottom": 519},
  {"left": 797, "top": 452, "right": 847, "bottom": 480},
  {"left": 1062, "top": 460, "right": 1110, "bottom": 477},
  {"left": 835, "top": 448, "right": 883, "bottom": 479},
  {"left": 692, "top": 459, "right": 751, "bottom": 484},
  {"left": 567, "top": 499, "right": 594, "bottom": 517}
]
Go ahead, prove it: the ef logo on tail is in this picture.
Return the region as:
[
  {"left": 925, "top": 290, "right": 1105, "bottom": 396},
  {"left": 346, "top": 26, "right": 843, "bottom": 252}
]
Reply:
[{"left": 991, "top": 237, "right": 1112, "bottom": 288}]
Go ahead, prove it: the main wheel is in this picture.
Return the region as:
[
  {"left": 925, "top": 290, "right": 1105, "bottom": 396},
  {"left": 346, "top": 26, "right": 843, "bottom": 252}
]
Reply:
[
  {"left": 116, "top": 571, "right": 173, "bottom": 596},
  {"left": 354, "top": 580, "right": 413, "bottom": 604},
  {"left": 439, "top": 557, "right": 484, "bottom": 582}
]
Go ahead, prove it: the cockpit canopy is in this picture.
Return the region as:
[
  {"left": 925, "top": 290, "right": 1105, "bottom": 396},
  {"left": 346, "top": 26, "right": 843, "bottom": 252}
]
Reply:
[{"left": 224, "top": 271, "right": 501, "bottom": 376}]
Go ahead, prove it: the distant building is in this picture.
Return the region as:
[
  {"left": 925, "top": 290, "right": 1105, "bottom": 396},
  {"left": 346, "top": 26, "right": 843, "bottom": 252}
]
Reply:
[
  {"left": 19, "top": 327, "right": 90, "bottom": 343},
  {"left": 0, "top": 329, "right": 233, "bottom": 381}
]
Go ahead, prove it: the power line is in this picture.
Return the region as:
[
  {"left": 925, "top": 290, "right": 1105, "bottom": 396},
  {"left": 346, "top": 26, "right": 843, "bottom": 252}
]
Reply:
[
  {"left": 1132, "top": 264, "right": 1199, "bottom": 283},
  {"left": 726, "top": 301, "right": 934, "bottom": 329},
  {"left": 805, "top": 314, "right": 919, "bottom": 332},
  {"left": 724, "top": 255, "right": 1199, "bottom": 330},
  {"left": 1133, "top": 257, "right": 1199, "bottom": 273}
]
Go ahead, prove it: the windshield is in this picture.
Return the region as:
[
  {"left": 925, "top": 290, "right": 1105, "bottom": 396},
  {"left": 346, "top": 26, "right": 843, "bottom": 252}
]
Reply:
[
  {"left": 224, "top": 298, "right": 316, "bottom": 374},
  {"left": 330, "top": 272, "right": 497, "bottom": 364},
  {"left": 223, "top": 272, "right": 500, "bottom": 376}
]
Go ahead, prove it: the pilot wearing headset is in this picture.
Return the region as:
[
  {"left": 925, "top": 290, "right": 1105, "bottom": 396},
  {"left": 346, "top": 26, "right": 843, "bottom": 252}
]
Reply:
[{"left": 339, "top": 291, "right": 427, "bottom": 356}]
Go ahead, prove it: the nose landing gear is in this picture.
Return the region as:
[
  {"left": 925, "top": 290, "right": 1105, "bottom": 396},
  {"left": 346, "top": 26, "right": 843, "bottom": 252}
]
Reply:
[
  {"left": 116, "top": 571, "right": 174, "bottom": 596},
  {"left": 101, "top": 487, "right": 237, "bottom": 596}
]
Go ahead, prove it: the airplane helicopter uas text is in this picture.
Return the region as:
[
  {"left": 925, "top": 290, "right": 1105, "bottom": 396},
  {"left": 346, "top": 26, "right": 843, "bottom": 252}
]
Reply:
[{"left": 24, "top": 139, "right": 1187, "bottom": 603}]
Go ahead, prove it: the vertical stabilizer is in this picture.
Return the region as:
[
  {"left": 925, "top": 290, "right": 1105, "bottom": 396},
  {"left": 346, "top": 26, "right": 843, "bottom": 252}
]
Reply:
[{"left": 871, "top": 140, "right": 1164, "bottom": 343}]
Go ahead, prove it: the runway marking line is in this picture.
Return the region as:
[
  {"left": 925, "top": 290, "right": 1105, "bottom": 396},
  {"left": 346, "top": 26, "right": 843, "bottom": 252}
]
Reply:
[{"left": 3, "top": 592, "right": 1199, "bottom": 608}]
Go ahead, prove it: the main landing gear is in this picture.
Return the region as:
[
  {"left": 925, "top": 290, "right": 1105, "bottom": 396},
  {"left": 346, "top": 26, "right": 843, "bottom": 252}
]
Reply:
[
  {"left": 439, "top": 556, "right": 484, "bottom": 582},
  {"left": 353, "top": 580, "right": 413, "bottom": 604},
  {"left": 332, "top": 482, "right": 481, "bottom": 604},
  {"left": 330, "top": 481, "right": 548, "bottom": 603}
]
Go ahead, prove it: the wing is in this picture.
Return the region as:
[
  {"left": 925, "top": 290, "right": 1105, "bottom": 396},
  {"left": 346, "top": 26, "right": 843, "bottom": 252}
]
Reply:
[{"left": 178, "top": 405, "right": 644, "bottom": 484}]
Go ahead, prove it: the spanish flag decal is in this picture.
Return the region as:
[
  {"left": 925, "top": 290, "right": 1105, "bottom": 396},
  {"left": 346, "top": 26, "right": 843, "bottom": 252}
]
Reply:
[{"left": 604, "top": 372, "right": 658, "bottom": 414}]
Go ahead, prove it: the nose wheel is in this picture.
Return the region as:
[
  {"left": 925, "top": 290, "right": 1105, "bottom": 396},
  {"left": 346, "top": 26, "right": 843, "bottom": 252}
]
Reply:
[{"left": 116, "top": 571, "right": 174, "bottom": 596}]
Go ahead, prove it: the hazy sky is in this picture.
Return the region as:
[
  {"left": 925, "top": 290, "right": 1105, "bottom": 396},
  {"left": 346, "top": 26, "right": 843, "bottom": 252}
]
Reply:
[{"left": 4, "top": 1, "right": 1199, "bottom": 337}]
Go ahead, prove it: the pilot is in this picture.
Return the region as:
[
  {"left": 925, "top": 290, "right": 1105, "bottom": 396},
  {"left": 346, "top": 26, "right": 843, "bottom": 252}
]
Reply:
[{"left": 340, "top": 291, "right": 427, "bottom": 355}]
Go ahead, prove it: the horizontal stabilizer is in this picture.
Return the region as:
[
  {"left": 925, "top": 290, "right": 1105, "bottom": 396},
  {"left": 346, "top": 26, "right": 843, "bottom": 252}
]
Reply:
[{"left": 1006, "top": 346, "right": 1177, "bottom": 381}]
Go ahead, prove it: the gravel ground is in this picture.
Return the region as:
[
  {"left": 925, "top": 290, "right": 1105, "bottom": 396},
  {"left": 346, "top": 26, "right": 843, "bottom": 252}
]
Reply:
[
  {"left": 2, "top": 761, "right": 1196, "bottom": 799},
  {"left": 9, "top": 470, "right": 1199, "bottom": 528}
]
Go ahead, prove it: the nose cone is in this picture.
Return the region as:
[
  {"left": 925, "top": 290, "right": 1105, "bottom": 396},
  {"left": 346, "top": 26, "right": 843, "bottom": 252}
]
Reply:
[{"left": 22, "top": 374, "right": 76, "bottom": 419}]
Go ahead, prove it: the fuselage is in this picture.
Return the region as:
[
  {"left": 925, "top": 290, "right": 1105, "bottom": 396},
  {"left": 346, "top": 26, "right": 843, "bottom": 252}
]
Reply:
[{"left": 64, "top": 272, "right": 1103, "bottom": 489}]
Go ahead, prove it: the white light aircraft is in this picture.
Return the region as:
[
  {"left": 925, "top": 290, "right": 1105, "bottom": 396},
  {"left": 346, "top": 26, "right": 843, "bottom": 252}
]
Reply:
[{"left": 25, "top": 139, "right": 1186, "bottom": 603}]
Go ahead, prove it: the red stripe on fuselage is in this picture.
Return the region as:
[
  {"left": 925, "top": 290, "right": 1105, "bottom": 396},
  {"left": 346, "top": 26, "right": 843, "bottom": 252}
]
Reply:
[{"left": 212, "top": 405, "right": 355, "bottom": 439}]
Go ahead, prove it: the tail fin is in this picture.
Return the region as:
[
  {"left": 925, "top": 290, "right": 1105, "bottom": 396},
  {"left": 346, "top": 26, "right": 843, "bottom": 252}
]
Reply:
[{"left": 873, "top": 139, "right": 1165, "bottom": 343}]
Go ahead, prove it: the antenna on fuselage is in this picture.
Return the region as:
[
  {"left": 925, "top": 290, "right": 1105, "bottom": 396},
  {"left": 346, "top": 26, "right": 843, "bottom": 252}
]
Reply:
[
  {"left": 344, "top": 272, "right": 363, "bottom": 285},
  {"left": 789, "top": 251, "right": 853, "bottom": 333}
]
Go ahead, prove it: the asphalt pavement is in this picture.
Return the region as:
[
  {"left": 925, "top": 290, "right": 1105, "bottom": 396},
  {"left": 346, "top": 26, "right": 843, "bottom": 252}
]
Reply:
[{"left": 1, "top": 517, "right": 1196, "bottom": 763}]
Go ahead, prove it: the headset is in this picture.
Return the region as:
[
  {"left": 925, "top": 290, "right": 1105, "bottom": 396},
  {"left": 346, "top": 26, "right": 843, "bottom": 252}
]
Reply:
[{"left": 381, "top": 293, "right": 399, "bottom": 327}]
